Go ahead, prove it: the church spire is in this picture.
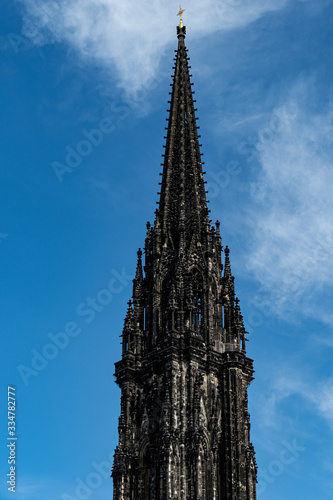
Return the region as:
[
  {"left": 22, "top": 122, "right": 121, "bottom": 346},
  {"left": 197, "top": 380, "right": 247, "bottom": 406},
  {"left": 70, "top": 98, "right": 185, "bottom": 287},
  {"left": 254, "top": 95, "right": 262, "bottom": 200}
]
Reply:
[
  {"left": 113, "top": 20, "right": 257, "bottom": 500},
  {"left": 157, "top": 22, "right": 209, "bottom": 254}
]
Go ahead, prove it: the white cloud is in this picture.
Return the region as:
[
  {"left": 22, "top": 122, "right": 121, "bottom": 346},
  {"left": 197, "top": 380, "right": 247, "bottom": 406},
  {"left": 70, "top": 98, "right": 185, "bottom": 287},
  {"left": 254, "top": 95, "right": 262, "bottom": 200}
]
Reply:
[
  {"left": 8, "top": 477, "right": 46, "bottom": 499},
  {"left": 283, "top": 375, "right": 333, "bottom": 429},
  {"left": 316, "top": 382, "right": 333, "bottom": 426},
  {"left": 312, "top": 333, "right": 333, "bottom": 348},
  {"left": 256, "top": 374, "right": 301, "bottom": 429},
  {"left": 246, "top": 83, "right": 333, "bottom": 320},
  {"left": 18, "top": 0, "right": 288, "bottom": 94},
  {"left": 258, "top": 369, "right": 333, "bottom": 431}
]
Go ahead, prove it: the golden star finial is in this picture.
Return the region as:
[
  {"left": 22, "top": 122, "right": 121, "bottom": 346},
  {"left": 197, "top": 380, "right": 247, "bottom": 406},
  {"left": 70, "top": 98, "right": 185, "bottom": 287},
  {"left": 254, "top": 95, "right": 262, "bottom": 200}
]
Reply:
[{"left": 177, "top": 6, "right": 185, "bottom": 28}]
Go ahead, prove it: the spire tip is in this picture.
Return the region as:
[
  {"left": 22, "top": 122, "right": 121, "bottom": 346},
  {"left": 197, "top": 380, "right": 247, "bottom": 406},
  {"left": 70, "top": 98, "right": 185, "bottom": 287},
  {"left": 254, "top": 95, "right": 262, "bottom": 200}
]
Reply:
[{"left": 177, "top": 6, "right": 185, "bottom": 28}]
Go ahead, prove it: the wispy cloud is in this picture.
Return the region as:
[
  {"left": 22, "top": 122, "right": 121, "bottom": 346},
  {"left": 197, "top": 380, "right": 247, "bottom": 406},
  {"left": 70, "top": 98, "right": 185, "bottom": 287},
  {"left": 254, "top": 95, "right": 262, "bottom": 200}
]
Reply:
[
  {"left": 245, "top": 80, "right": 333, "bottom": 321},
  {"left": 287, "top": 375, "right": 333, "bottom": 430},
  {"left": 7, "top": 478, "right": 45, "bottom": 499},
  {"left": 17, "top": 0, "right": 288, "bottom": 94},
  {"left": 257, "top": 368, "right": 333, "bottom": 432},
  {"left": 312, "top": 333, "right": 333, "bottom": 348}
]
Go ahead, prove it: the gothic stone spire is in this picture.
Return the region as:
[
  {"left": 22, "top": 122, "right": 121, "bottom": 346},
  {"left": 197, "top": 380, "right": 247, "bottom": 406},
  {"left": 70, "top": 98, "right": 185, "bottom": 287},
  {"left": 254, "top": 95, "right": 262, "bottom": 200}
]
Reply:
[
  {"left": 158, "top": 25, "right": 209, "bottom": 255},
  {"left": 112, "top": 23, "right": 257, "bottom": 500}
]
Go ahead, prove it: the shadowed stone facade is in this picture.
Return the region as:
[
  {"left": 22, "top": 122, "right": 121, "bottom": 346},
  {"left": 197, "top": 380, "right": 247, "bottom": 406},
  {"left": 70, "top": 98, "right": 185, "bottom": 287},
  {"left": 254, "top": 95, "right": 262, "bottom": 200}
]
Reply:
[{"left": 112, "top": 25, "right": 257, "bottom": 500}]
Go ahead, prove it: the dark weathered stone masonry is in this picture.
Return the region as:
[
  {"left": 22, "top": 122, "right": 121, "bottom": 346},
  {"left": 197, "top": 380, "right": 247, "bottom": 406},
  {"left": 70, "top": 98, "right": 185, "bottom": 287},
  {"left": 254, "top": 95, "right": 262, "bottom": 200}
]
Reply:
[{"left": 112, "top": 23, "right": 257, "bottom": 500}]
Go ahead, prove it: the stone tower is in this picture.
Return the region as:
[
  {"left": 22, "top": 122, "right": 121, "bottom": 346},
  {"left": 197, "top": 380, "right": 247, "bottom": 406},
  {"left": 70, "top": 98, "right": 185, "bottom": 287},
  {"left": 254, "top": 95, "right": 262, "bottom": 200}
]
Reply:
[{"left": 112, "top": 23, "right": 257, "bottom": 500}]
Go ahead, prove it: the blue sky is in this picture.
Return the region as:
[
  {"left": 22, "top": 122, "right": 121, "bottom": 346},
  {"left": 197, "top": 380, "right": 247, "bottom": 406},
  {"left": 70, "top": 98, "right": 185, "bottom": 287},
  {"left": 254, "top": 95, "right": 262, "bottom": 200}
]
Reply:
[{"left": 1, "top": 0, "right": 333, "bottom": 498}]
